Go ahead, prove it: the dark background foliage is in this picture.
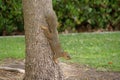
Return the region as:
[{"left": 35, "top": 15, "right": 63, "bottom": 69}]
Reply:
[
  {"left": 0, "top": 0, "right": 120, "bottom": 35},
  {"left": 0, "top": 0, "right": 23, "bottom": 35}
]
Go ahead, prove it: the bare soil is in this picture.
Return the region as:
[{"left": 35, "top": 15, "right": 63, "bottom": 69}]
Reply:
[{"left": 0, "top": 59, "right": 120, "bottom": 80}]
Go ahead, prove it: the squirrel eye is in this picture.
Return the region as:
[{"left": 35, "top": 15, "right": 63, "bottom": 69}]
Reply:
[{"left": 67, "top": 56, "right": 70, "bottom": 57}]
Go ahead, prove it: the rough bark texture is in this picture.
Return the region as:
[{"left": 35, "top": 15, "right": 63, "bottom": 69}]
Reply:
[{"left": 22, "top": 0, "right": 64, "bottom": 80}]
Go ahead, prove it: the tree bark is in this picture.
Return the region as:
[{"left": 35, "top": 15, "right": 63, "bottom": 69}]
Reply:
[{"left": 22, "top": 0, "right": 63, "bottom": 80}]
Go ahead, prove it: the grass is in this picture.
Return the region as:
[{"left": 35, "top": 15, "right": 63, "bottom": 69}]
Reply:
[
  {"left": 60, "top": 32, "right": 120, "bottom": 71},
  {"left": 0, "top": 32, "right": 120, "bottom": 71},
  {"left": 0, "top": 36, "right": 25, "bottom": 59}
]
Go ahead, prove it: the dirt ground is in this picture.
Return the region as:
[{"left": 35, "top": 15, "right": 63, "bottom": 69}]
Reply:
[{"left": 0, "top": 59, "right": 120, "bottom": 80}]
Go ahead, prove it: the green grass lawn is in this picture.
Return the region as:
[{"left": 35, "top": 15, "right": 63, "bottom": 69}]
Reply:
[
  {"left": 0, "top": 36, "right": 25, "bottom": 59},
  {"left": 0, "top": 32, "right": 120, "bottom": 71}
]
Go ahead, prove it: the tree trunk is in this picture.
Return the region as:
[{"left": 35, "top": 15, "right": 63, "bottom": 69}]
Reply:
[{"left": 22, "top": 0, "right": 63, "bottom": 80}]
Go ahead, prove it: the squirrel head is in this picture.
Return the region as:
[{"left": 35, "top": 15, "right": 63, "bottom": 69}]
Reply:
[{"left": 63, "top": 52, "right": 71, "bottom": 60}]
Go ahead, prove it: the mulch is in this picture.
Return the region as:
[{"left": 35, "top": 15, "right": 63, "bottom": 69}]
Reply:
[{"left": 0, "top": 59, "right": 120, "bottom": 80}]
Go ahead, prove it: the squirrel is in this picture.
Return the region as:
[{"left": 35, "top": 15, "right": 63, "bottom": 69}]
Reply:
[{"left": 41, "top": 26, "right": 71, "bottom": 63}]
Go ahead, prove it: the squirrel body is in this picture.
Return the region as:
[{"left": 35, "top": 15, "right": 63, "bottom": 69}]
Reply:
[
  {"left": 41, "top": 26, "right": 71, "bottom": 63},
  {"left": 41, "top": 10, "right": 71, "bottom": 63}
]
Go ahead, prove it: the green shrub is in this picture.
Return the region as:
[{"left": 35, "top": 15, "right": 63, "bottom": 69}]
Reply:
[
  {"left": 0, "top": 0, "right": 120, "bottom": 35},
  {"left": 0, "top": 0, "right": 23, "bottom": 35},
  {"left": 53, "top": 0, "right": 120, "bottom": 32}
]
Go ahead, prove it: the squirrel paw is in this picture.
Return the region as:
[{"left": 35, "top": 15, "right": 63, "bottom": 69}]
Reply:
[
  {"left": 53, "top": 58, "right": 59, "bottom": 64},
  {"left": 41, "top": 26, "right": 48, "bottom": 30}
]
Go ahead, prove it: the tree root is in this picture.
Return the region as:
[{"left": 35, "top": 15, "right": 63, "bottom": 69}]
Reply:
[{"left": 0, "top": 67, "right": 25, "bottom": 73}]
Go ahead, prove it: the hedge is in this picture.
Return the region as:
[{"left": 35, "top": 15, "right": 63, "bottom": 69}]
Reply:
[{"left": 0, "top": 0, "right": 120, "bottom": 35}]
